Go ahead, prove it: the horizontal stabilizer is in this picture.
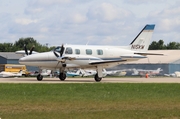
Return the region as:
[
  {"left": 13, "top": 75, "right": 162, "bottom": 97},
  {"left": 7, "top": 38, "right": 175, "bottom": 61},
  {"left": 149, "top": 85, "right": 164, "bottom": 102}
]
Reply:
[
  {"left": 134, "top": 52, "right": 164, "bottom": 56},
  {"left": 120, "top": 54, "right": 147, "bottom": 59}
]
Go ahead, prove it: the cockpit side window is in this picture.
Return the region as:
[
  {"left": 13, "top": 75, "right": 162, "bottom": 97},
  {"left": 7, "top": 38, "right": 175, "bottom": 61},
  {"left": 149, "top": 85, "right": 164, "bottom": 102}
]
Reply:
[{"left": 65, "top": 47, "right": 73, "bottom": 54}]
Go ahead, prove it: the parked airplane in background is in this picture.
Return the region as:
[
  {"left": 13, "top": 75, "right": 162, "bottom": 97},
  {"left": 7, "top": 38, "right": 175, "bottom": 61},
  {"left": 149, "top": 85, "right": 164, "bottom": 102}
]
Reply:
[
  {"left": 164, "top": 71, "right": 180, "bottom": 77},
  {"left": 18, "top": 24, "right": 162, "bottom": 82},
  {"left": 80, "top": 69, "right": 107, "bottom": 77},
  {"left": 30, "top": 69, "right": 51, "bottom": 77},
  {"left": 15, "top": 45, "right": 38, "bottom": 55},
  {"left": 0, "top": 70, "right": 23, "bottom": 78},
  {"left": 132, "top": 68, "right": 162, "bottom": 76},
  {"left": 66, "top": 69, "right": 81, "bottom": 77},
  {"left": 105, "top": 70, "right": 127, "bottom": 76}
]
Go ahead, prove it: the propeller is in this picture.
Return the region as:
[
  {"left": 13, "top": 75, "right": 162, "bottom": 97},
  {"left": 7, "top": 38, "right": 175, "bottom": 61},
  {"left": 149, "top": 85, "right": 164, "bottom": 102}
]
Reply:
[
  {"left": 29, "top": 45, "right": 35, "bottom": 55},
  {"left": 24, "top": 44, "right": 35, "bottom": 55},
  {"left": 60, "top": 44, "right": 65, "bottom": 57},
  {"left": 24, "top": 44, "right": 28, "bottom": 55}
]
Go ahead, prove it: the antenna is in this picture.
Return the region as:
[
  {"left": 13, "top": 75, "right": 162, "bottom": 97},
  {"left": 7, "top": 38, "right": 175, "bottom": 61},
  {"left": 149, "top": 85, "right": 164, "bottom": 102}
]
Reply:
[{"left": 86, "top": 40, "right": 89, "bottom": 45}]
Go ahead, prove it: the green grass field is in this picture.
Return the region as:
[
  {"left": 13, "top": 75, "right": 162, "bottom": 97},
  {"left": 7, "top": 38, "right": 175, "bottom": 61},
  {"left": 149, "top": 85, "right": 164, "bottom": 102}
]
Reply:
[{"left": 0, "top": 83, "right": 180, "bottom": 119}]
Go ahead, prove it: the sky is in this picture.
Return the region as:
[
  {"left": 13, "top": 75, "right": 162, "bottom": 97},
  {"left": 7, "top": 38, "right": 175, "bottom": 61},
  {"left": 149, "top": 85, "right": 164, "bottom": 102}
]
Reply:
[{"left": 0, "top": 0, "right": 179, "bottom": 47}]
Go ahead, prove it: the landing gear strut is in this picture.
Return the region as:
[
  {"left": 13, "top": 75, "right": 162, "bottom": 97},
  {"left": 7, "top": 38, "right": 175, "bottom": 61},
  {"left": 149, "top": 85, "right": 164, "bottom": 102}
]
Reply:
[
  {"left": 37, "top": 74, "right": 43, "bottom": 81},
  {"left": 94, "top": 66, "right": 103, "bottom": 82}
]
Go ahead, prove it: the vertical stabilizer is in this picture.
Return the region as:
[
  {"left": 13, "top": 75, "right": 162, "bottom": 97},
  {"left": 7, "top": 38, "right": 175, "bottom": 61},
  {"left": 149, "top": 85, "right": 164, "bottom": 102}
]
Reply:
[{"left": 129, "top": 24, "right": 155, "bottom": 52}]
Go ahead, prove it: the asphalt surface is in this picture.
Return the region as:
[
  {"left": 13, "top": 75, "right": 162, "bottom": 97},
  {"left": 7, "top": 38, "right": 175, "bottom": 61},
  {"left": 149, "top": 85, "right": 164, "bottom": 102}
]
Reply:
[{"left": 0, "top": 77, "right": 180, "bottom": 83}]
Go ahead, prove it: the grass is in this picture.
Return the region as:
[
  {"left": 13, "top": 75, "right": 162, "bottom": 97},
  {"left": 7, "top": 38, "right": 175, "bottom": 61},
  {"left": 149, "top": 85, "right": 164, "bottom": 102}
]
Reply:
[{"left": 0, "top": 83, "right": 180, "bottom": 119}]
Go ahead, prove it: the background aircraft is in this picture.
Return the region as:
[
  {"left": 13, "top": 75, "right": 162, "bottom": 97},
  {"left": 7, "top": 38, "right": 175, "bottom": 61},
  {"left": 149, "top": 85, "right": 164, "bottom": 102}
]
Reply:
[
  {"left": 18, "top": 24, "right": 162, "bottom": 82},
  {"left": 29, "top": 69, "right": 51, "bottom": 77},
  {"left": 105, "top": 70, "right": 127, "bottom": 76},
  {"left": 66, "top": 69, "right": 81, "bottom": 77},
  {"left": 132, "top": 68, "right": 163, "bottom": 76},
  {"left": 0, "top": 70, "right": 23, "bottom": 78}
]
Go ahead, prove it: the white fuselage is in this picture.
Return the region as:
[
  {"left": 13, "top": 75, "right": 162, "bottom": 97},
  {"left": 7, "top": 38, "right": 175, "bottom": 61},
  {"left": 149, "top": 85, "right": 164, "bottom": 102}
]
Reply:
[
  {"left": 0, "top": 71, "right": 22, "bottom": 78},
  {"left": 19, "top": 45, "right": 146, "bottom": 70}
]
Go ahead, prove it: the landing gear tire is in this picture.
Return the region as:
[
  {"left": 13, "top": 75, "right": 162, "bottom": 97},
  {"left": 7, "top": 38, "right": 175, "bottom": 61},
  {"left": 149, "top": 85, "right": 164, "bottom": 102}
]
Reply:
[
  {"left": 37, "top": 74, "right": 43, "bottom": 81},
  {"left": 59, "top": 73, "right": 66, "bottom": 81},
  {"left": 94, "top": 74, "right": 102, "bottom": 82}
]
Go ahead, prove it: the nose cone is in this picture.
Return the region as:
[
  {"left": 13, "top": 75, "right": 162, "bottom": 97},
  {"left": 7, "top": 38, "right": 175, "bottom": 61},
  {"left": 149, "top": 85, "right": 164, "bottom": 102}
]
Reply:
[
  {"left": 19, "top": 55, "right": 34, "bottom": 65},
  {"left": 19, "top": 52, "right": 50, "bottom": 66},
  {"left": 19, "top": 56, "right": 28, "bottom": 65}
]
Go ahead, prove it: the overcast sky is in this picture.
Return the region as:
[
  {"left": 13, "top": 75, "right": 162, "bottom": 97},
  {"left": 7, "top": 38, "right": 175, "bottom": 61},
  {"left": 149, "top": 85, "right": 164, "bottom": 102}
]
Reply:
[{"left": 0, "top": 0, "right": 179, "bottom": 46}]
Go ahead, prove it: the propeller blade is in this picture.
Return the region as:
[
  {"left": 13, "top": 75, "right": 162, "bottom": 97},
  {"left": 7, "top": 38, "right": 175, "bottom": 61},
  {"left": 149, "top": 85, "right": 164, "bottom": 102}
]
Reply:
[
  {"left": 53, "top": 51, "right": 59, "bottom": 57},
  {"left": 29, "top": 45, "right": 35, "bottom": 55},
  {"left": 60, "top": 44, "right": 65, "bottom": 57},
  {"left": 24, "top": 44, "right": 28, "bottom": 55}
]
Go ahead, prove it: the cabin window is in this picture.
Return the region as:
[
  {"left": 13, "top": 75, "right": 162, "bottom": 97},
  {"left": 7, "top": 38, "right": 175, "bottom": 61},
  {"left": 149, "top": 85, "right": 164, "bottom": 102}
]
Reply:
[
  {"left": 97, "top": 49, "right": 103, "bottom": 55},
  {"left": 65, "top": 47, "right": 73, "bottom": 54},
  {"left": 86, "top": 49, "right": 92, "bottom": 55},
  {"left": 75, "top": 49, "right": 80, "bottom": 54}
]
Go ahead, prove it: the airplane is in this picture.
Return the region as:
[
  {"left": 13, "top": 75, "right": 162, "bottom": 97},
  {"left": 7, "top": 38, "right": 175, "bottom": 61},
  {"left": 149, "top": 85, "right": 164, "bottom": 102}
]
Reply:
[
  {"left": 105, "top": 70, "right": 127, "bottom": 76},
  {"left": 0, "top": 70, "right": 23, "bottom": 78},
  {"left": 15, "top": 45, "right": 38, "bottom": 55},
  {"left": 66, "top": 69, "right": 106, "bottom": 77},
  {"left": 164, "top": 71, "right": 180, "bottom": 77},
  {"left": 66, "top": 69, "right": 81, "bottom": 77},
  {"left": 79, "top": 69, "right": 107, "bottom": 77},
  {"left": 132, "top": 68, "right": 163, "bottom": 76},
  {"left": 29, "top": 69, "right": 51, "bottom": 77},
  {"left": 18, "top": 24, "right": 163, "bottom": 82}
]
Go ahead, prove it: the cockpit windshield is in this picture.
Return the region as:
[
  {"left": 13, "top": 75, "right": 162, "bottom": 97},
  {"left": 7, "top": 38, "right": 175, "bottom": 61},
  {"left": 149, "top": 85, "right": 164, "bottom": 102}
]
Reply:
[{"left": 53, "top": 46, "right": 61, "bottom": 53}]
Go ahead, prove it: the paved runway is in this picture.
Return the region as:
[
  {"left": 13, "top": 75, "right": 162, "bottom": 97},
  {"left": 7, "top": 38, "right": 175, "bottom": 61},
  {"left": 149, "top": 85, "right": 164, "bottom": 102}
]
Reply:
[{"left": 0, "top": 77, "right": 180, "bottom": 83}]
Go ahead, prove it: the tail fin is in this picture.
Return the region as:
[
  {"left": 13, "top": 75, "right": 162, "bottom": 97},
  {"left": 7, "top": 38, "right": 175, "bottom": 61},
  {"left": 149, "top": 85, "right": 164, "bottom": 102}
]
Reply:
[{"left": 129, "top": 24, "right": 155, "bottom": 52}]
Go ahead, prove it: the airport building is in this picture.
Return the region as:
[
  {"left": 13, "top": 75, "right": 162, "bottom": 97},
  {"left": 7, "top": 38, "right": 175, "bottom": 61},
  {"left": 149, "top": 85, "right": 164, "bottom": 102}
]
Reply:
[
  {"left": 0, "top": 50, "right": 180, "bottom": 76},
  {"left": 0, "top": 52, "right": 38, "bottom": 71}
]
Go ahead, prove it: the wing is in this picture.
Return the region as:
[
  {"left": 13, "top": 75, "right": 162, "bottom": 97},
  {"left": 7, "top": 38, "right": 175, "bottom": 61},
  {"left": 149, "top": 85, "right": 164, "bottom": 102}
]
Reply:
[
  {"left": 89, "top": 54, "right": 148, "bottom": 66},
  {"left": 89, "top": 59, "right": 127, "bottom": 65}
]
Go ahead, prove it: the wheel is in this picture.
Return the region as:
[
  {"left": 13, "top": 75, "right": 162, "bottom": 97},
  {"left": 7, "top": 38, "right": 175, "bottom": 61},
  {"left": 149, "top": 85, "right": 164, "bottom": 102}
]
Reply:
[
  {"left": 94, "top": 74, "right": 102, "bottom": 82},
  {"left": 37, "top": 74, "right": 43, "bottom": 81},
  {"left": 59, "top": 73, "right": 66, "bottom": 81}
]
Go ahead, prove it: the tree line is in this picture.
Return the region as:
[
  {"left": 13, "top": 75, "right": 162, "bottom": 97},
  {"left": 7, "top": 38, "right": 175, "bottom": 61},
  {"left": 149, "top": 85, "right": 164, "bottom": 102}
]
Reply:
[
  {"left": 148, "top": 40, "right": 180, "bottom": 50},
  {"left": 0, "top": 38, "right": 179, "bottom": 52},
  {"left": 0, "top": 37, "right": 55, "bottom": 52}
]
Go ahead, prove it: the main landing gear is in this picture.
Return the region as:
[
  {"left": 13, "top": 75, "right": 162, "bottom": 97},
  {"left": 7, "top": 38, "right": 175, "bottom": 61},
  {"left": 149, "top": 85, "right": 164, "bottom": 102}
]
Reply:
[
  {"left": 94, "top": 73, "right": 102, "bottom": 82},
  {"left": 36, "top": 72, "right": 66, "bottom": 81},
  {"left": 37, "top": 74, "right": 43, "bottom": 81}
]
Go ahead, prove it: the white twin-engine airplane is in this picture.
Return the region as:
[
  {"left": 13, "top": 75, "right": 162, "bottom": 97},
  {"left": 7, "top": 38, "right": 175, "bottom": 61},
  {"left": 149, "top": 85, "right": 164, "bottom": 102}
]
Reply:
[{"left": 19, "top": 24, "right": 161, "bottom": 82}]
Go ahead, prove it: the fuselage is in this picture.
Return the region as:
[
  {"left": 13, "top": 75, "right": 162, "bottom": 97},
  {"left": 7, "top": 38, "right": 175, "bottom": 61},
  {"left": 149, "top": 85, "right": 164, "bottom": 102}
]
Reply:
[{"left": 19, "top": 44, "right": 146, "bottom": 70}]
